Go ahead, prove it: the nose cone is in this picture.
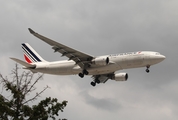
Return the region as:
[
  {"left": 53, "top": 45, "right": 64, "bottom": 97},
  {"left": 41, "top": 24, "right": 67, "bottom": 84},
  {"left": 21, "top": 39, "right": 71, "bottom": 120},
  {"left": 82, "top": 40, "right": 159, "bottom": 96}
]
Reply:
[
  {"left": 159, "top": 55, "right": 166, "bottom": 61},
  {"left": 151, "top": 55, "right": 166, "bottom": 64}
]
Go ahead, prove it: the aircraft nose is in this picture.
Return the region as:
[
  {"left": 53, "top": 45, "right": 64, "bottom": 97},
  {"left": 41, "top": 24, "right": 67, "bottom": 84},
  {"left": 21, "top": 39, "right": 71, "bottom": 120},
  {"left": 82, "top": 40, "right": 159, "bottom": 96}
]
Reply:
[
  {"left": 151, "top": 55, "right": 166, "bottom": 64},
  {"left": 159, "top": 55, "right": 166, "bottom": 61},
  {"left": 156, "top": 55, "right": 166, "bottom": 61}
]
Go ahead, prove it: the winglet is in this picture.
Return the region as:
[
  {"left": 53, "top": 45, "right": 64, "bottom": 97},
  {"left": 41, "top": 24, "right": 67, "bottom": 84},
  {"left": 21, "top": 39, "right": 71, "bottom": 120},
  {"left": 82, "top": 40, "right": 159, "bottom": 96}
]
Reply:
[{"left": 28, "top": 28, "right": 35, "bottom": 34}]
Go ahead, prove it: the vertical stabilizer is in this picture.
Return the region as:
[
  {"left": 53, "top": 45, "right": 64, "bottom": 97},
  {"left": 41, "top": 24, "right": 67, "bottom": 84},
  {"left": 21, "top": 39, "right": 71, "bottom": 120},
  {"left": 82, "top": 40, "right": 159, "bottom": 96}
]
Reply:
[{"left": 21, "top": 43, "right": 47, "bottom": 63}]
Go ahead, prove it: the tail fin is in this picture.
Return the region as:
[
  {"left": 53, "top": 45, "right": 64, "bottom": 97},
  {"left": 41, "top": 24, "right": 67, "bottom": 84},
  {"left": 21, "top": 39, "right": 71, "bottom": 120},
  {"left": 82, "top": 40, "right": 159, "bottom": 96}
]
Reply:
[{"left": 21, "top": 43, "right": 47, "bottom": 63}]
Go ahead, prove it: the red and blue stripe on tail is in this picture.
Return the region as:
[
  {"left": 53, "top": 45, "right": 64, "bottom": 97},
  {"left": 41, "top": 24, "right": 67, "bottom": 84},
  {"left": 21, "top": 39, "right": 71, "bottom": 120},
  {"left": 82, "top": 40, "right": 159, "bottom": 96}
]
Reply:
[{"left": 22, "top": 43, "right": 46, "bottom": 63}]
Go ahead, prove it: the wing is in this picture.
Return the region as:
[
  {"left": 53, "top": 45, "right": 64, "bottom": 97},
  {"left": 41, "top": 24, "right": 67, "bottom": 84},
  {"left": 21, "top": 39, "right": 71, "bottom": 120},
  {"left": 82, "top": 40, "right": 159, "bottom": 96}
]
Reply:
[{"left": 28, "top": 28, "right": 94, "bottom": 69}]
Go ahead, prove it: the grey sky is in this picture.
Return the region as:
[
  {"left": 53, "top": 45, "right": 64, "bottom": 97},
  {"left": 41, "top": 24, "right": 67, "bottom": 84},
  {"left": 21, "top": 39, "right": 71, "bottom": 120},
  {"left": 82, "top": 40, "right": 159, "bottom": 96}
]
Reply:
[{"left": 0, "top": 0, "right": 178, "bottom": 119}]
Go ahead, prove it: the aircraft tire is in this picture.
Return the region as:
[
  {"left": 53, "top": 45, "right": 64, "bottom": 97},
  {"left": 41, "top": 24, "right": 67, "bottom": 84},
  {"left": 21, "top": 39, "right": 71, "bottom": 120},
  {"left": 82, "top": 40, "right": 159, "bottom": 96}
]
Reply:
[
  {"left": 91, "top": 81, "right": 96, "bottom": 86},
  {"left": 146, "top": 69, "right": 150, "bottom": 73},
  {"left": 95, "top": 79, "right": 100, "bottom": 84},
  {"left": 79, "top": 73, "right": 84, "bottom": 78},
  {"left": 83, "top": 69, "right": 89, "bottom": 75}
]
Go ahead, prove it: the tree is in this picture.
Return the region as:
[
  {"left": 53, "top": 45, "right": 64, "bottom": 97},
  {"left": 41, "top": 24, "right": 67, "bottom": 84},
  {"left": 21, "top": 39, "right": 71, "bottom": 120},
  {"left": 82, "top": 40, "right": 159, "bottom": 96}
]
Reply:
[{"left": 0, "top": 64, "right": 67, "bottom": 120}]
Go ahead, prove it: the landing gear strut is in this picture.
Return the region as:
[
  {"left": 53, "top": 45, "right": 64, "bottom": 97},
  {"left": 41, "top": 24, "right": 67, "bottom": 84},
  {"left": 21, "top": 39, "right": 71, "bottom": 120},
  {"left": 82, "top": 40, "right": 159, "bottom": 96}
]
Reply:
[{"left": 146, "top": 66, "right": 150, "bottom": 73}]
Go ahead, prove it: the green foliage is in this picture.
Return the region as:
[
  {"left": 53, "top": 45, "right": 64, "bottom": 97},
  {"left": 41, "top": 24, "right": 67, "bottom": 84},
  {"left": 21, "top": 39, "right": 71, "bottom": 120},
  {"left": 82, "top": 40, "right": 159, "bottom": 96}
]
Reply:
[{"left": 0, "top": 64, "right": 67, "bottom": 120}]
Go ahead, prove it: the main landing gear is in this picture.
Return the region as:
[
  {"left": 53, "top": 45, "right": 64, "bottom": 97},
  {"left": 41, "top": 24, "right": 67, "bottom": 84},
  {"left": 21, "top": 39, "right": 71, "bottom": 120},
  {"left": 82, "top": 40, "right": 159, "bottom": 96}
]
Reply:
[
  {"left": 78, "top": 69, "right": 89, "bottom": 78},
  {"left": 90, "top": 79, "right": 100, "bottom": 87},
  {"left": 146, "top": 65, "right": 150, "bottom": 73},
  {"left": 78, "top": 69, "right": 100, "bottom": 87}
]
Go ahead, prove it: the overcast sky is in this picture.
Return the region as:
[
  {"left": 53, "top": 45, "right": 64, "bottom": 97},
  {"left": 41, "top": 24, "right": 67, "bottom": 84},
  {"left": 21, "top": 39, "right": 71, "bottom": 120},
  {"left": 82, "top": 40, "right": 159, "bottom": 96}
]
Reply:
[{"left": 0, "top": 0, "right": 178, "bottom": 120}]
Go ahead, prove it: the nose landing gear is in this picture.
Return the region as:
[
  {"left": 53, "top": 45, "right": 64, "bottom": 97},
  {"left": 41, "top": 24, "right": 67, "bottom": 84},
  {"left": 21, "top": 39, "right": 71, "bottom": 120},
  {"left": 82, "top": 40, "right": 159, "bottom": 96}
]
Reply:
[{"left": 146, "top": 65, "right": 150, "bottom": 73}]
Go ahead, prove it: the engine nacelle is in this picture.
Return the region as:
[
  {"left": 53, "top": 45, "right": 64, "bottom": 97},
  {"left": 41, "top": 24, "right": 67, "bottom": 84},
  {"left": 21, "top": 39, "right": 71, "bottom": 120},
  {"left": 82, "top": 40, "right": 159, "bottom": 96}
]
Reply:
[
  {"left": 112, "top": 73, "right": 128, "bottom": 81},
  {"left": 92, "top": 56, "right": 109, "bottom": 66}
]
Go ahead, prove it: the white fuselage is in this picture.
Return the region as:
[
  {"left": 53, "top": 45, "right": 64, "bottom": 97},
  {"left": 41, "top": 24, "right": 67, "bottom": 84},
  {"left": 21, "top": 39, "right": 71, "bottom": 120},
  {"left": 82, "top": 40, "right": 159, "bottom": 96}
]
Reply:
[{"left": 29, "top": 51, "right": 165, "bottom": 75}]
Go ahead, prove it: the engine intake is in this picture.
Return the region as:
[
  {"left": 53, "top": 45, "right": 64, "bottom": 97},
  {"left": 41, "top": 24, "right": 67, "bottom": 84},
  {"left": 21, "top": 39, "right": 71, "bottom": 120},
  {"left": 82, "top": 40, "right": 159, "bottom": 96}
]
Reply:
[
  {"left": 112, "top": 73, "right": 128, "bottom": 81},
  {"left": 92, "top": 56, "right": 109, "bottom": 66}
]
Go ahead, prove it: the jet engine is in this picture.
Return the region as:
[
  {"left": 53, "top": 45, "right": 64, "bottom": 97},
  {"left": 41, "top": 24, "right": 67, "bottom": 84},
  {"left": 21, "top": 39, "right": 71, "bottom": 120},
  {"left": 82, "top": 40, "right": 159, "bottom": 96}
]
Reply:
[
  {"left": 92, "top": 56, "right": 109, "bottom": 66},
  {"left": 111, "top": 73, "right": 128, "bottom": 81}
]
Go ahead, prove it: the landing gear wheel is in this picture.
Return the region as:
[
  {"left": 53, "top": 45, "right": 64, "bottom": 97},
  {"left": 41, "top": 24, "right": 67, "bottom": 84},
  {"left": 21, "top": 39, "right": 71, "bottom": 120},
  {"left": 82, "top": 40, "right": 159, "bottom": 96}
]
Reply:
[
  {"left": 91, "top": 81, "right": 96, "bottom": 86},
  {"left": 78, "top": 73, "right": 84, "bottom": 78},
  {"left": 146, "top": 65, "right": 150, "bottom": 73},
  {"left": 83, "top": 69, "right": 89, "bottom": 75},
  {"left": 146, "top": 69, "right": 150, "bottom": 73},
  {"left": 95, "top": 79, "right": 100, "bottom": 84}
]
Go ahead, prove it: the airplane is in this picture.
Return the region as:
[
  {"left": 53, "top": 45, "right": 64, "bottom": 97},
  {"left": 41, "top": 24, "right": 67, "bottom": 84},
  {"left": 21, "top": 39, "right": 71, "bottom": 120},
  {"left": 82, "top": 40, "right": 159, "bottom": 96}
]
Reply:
[{"left": 10, "top": 28, "right": 166, "bottom": 86}]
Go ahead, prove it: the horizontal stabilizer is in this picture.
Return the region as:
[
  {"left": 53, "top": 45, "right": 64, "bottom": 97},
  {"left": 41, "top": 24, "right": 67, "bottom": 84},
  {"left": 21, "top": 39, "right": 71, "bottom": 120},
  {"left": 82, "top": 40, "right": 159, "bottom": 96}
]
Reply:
[{"left": 10, "top": 58, "right": 36, "bottom": 68}]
